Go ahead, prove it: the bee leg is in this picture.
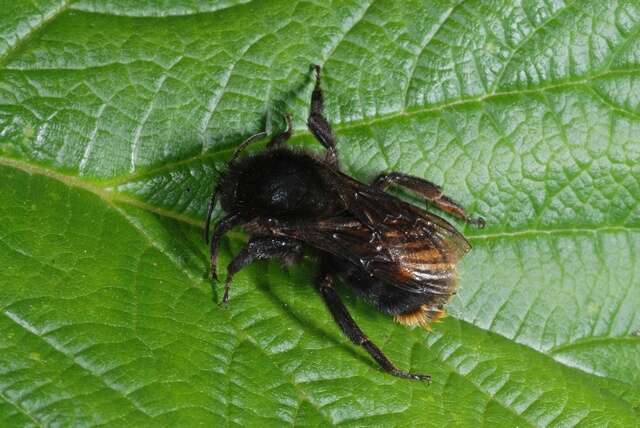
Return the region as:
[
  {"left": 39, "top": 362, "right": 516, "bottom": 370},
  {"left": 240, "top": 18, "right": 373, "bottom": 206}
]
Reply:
[
  {"left": 266, "top": 113, "right": 293, "bottom": 149},
  {"left": 307, "top": 64, "right": 339, "bottom": 167},
  {"left": 221, "top": 237, "right": 303, "bottom": 304},
  {"left": 316, "top": 265, "right": 431, "bottom": 382},
  {"left": 208, "top": 213, "right": 243, "bottom": 281},
  {"left": 203, "top": 183, "right": 221, "bottom": 243},
  {"left": 373, "top": 172, "right": 485, "bottom": 227}
]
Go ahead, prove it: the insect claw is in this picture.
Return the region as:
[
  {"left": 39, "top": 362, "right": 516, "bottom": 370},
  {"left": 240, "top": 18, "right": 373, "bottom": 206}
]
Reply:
[
  {"left": 217, "top": 286, "right": 231, "bottom": 307},
  {"left": 282, "top": 112, "right": 292, "bottom": 131},
  {"left": 471, "top": 217, "right": 486, "bottom": 228},
  {"left": 222, "top": 281, "right": 231, "bottom": 304},
  {"left": 416, "top": 373, "right": 432, "bottom": 383},
  {"left": 394, "top": 369, "right": 431, "bottom": 382},
  {"left": 464, "top": 215, "right": 485, "bottom": 228}
]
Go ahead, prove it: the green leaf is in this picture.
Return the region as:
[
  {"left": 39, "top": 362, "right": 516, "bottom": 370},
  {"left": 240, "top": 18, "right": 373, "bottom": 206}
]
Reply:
[{"left": 1, "top": 0, "right": 639, "bottom": 426}]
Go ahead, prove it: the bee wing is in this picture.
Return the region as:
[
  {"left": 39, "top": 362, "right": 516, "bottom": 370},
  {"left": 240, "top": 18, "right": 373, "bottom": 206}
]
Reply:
[
  {"left": 261, "top": 214, "right": 468, "bottom": 296},
  {"left": 327, "top": 171, "right": 471, "bottom": 262}
]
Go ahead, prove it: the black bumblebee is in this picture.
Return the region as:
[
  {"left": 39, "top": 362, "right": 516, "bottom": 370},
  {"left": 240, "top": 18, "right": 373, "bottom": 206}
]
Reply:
[{"left": 204, "top": 66, "right": 484, "bottom": 381}]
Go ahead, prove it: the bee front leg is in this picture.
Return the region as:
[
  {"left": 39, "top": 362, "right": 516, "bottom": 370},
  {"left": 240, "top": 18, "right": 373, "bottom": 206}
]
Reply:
[
  {"left": 204, "top": 183, "right": 222, "bottom": 243},
  {"left": 266, "top": 113, "right": 293, "bottom": 149},
  {"left": 373, "top": 172, "right": 485, "bottom": 227},
  {"left": 221, "top": 237, "right": 303, "bottom": 304},
  {"left": 315, "top": 262, "right": 431, "bottom": 382},
  {"left": 208, "top": 213, "right": 243, "bottom": 281}
]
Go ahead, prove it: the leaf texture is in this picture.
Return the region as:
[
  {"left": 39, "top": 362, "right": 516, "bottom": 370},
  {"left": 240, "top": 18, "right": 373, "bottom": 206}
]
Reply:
[{"left": 1, "top": 0, "right": 639, "bottom": 426}]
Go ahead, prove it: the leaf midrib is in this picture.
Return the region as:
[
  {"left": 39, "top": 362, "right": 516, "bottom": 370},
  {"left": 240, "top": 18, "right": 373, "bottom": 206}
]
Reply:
[{"left": 1, "top": 156, "right": 637, "bottom": 241}]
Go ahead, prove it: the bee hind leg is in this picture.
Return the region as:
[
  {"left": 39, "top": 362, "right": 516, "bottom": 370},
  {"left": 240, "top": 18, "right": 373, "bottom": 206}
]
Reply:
[
  {"left": 307, "top": 65, "right": 339, "bottom": 167},
  {"left": 316, "top": 260, "right": 431, "bottom": 382},
  {"left": 373, "top": 172, "right": 484, "bottom": 227},
  {"left": 221, "top": 237, "right": 303, "bottom": 304}
]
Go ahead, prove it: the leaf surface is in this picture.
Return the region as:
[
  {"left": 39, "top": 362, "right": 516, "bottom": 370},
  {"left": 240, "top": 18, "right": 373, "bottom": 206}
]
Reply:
[{"left": 1, "top": 0, "right": 639, "bottom": 426}]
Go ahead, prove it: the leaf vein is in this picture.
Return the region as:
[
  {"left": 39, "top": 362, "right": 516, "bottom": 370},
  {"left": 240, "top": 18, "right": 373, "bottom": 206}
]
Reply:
[
  {"left": 0, "top": 310, "right": 152, "bottom": 420},
  {"left": 401, "top": 0, "right": 465, "bottom": 110},
  {"left": 0, "top": 0, "right": 72, "bottom": 67}
]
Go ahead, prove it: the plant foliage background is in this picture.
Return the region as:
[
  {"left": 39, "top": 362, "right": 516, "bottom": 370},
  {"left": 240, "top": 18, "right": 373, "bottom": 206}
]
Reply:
[{"left": 1, "top": 0, "right": 639, "bottom": 426}]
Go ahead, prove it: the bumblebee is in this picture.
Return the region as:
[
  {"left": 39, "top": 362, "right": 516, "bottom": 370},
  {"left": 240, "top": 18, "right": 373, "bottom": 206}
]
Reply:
[{"left": 205, "top": 66, "right": 484, "bottom": 381}]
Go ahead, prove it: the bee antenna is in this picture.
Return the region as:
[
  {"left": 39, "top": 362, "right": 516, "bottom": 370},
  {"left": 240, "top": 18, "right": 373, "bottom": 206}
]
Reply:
[{"left": 229, "top": 130, "right": 267, "bottom": 163}]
